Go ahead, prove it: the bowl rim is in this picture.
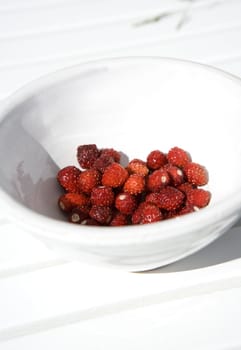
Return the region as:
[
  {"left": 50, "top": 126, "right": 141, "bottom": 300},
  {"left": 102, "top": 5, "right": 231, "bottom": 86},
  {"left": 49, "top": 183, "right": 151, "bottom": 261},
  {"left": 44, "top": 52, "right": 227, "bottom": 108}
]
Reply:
[{"left": 0, "top": 56, "right": 241, "bottom": 245}]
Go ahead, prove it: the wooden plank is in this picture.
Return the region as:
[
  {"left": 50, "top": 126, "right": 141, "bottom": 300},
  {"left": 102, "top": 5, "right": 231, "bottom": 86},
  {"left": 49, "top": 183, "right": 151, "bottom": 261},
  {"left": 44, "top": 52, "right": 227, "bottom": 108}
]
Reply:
[
  {"left": 0, "top": 222, "right": 65, "bottom": 277},
  {"left": 0, "top": 0, "right": 238, "bottom": 37},
  {"left": 0, "top": 224, "right": 241, "bottom": 334},
  {"left": 0, "top": 25, "right": 241, "bottom": 99},
  {"left": 0, "top": 279, "right": 241, "bottom": 348},
  {"left": 0, "top": 1, "right": 240, "bottom": 66}
]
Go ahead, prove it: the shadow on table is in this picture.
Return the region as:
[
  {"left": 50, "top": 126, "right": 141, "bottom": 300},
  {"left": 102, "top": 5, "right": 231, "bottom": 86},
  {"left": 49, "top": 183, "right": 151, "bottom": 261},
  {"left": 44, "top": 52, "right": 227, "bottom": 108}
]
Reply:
[{"left": 151, "top": 218, "right": 241, "bottom": 273}]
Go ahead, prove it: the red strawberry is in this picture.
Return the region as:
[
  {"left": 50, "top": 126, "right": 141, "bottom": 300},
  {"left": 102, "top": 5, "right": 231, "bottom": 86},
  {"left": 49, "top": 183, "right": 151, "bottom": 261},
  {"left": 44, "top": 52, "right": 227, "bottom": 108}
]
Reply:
[
  {"left": 58, "top": 193, "right": 90, "bottom": 213},
  {"left": 140, "top": 203, "right": 163, "bottom": 224},
  {"left": 132, "top": 202, "right": 162, "bottom": 224},
  {"left": 177, "top": 203, "right": 196, "bottom": 216},
  {"left": 57, "top": 144, "right": 211, "bottom": 227},
  {"left": 110, "top": 212, "right": 129, "bottom": 226},
  {"left": 177, "top": 182, "right": 196, "bottom": 195},
  {"left": 145, "top": 192, "right": 161, "bottom": 206},
  {"left": 165, "top": 164, "right": 185, "bottom": 186},
  {"left": 184, "top": 162, "right": 209, "bottom": 186},
  {"left": 115, "top": 192, "right": 137, "bottom": 215},
  {"left": 102, "top": 163, "right": 128, "bottom": 188},
  {"left": 90, "top": 186, "right": 115, "bottom": 206},
  {"left": 164, "top": 209, "right": 179, "bottom": 220},
  {"left": 57, "top": 166, "right": 81, "bottom": 193},
  {"left": 78, "top": 169, "right": 101, "bottom": 194},
  {"left": 93, "top": 154, "right": 115, "bottom": 173},
  {"left": 127, "top": 159, "right": 149, "bottom": 177},
  {"left": 81, "top": 218, "right": 101, "bottom": 226},
  {"left": 146, "top": 169, "right": 170, "bottom": 192},
  {"left": 77, "top": 144, "right": 100, "bottom": 169},
  {"left": 131, "top": 203, "right": 144, "bottom": 225},
  {"left": 155, "top": 186, "right": 185, "bottom": 211},
  {"left": 89, "top": 205, "right": 112, "bottom": 224},
  {"left": 146, "top": 150, "right": 167, "bottom": 170},
  {"left": 68, "top": 207, "right": 89, "bottom": 224},
  {"left": 100, "top": 148, "right": 121, "bottom": 163},
  {"left": 167, "top": 146, "right": 191, "bottom": 167},
  {"left": 186, "top": 188, "right": 211, "bottom": 208},
  {"left": 123, "top": 174, "right": 145, "bottom": 195}
]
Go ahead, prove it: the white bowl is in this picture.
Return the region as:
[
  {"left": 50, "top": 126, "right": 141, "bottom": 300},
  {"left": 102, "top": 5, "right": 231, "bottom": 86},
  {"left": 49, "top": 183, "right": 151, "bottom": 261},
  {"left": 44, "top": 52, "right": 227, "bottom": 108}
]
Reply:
[{"left": 0, "top": 57, "right": 241, "bottom": 271}]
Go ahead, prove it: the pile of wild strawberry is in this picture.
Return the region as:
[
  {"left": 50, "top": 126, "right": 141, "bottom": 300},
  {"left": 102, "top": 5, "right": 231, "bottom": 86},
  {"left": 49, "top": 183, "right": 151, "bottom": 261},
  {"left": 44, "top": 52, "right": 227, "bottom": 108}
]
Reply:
[{"left": 57, "top": 144, "right": 211, "bottom": 226}]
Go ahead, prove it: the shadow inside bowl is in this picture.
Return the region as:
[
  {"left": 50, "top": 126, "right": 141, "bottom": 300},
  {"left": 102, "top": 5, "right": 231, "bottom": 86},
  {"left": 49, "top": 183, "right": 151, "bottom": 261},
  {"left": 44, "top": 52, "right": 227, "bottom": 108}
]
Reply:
[
  {"left": 0, "top": 100, "right": 63, "bottom": 220},
  {"left": 149, "top": 218, "right": 241, "bottom": 273}
]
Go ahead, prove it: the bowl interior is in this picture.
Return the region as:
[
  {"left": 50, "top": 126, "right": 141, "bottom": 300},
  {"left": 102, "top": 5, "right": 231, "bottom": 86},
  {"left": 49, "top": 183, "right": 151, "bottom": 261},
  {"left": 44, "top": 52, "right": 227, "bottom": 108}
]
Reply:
[{"left": 0, "top": 58, "right": 241, "bottom": 220}]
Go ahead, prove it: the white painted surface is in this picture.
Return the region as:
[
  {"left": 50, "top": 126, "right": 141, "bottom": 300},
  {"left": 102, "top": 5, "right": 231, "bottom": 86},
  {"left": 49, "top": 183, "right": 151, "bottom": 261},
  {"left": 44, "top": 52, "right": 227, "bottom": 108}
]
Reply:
[{"left": 0, "top": 0, "right": 241, "bottom": 347}]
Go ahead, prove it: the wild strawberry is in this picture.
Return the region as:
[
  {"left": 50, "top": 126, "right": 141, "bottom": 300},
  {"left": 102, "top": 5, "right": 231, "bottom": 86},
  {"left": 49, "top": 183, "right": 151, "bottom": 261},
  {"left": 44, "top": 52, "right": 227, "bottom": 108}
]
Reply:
[
  {"left": 81, "top": 218, "right": 100, "bottom": 226},
  {"left": 77, "top": 144, "right": 100, "bottom": 169},
  {"left": 177, "top": 182, "right": 196, "bottom": 195},
  {"left": 145, "top": 192, "right": 161, "bottom": 206},
  {"left": 165, "top": 164, "right": 185, "bottom": 186},
  {"left": 100, "top": 148, "right": 121, "bottom": 163},
  {"left": 110, "top": 212, "right": 129, "bottom": 226},
  {"left": 57, "top": 166, "right": 81, "bottom": 193},
  {"left": 131, "top": 203, "right": 143, "bottom": 225},
  {"left": 167, "top": 146, "right": 191, "bottom": 167},
  {"left": 132, "top": 202, "right": 162, "bottom": 224},
  {"left": 126, "top": 159, "right": 149, "bottom": 177},
  {"left": 68, "top": 207, "right": 89, "bottom": 224},
  {"left": 164, "top": 209, "right": 179, "bottom": 220},
  {"left": 93, "top": 154, "right": 115, "bottom": 173},
  {"left": 115, "top": 192, "right": 137, "bottom": 215},
  {"left": 102, "top": 163, "right": 128, "bottom": 188},
  {"left": 58, "top": 193, "right": 90, "bottom": 213},
  {"left": 123, "top": 174, "right": 145, "bottom": 195},
  {"left": 58, "top": 144, "right": 211, "bottom": 226},
  {"left": 146, "top": 169, "right": 170, "bottom": 192},
  {"left": 184, "top": 162, "right": 209, "bottom": 186},
  {"left": 177, "top": 203, "right": 196, "bottom": 216},
  {"left": 155, "top": 186, "right": 185, "bottom": 211},
  {"left": 146, "top": 150, "right": 167, "bottom": 170},
  {"left": 89, "top": 205, "right": 112, "bottom": 224},
  {"left": 78, "top": 169, "right": 101, "bottom": 194},
  {"left": 90, "top": 186, "right": 115, "bottom": 206},
  {"left": 140, "top": 203, "right": 163, "bottom": 224},
  {"left": 186, "top": 188, "right": 211, "bottom": 208}
]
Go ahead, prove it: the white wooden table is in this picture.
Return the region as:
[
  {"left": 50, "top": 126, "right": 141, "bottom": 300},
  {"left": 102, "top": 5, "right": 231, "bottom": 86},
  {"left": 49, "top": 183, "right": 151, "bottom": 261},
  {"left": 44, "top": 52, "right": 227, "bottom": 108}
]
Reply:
[{"left": 1, "top": 1, "right": 241, "bottom": 348}]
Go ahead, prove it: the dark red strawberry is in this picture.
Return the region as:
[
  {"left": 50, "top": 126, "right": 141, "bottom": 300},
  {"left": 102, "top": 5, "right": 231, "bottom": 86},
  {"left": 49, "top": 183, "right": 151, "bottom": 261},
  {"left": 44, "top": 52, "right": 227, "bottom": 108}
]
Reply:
[
  {"left": 93, "top": 154, "right": 115, "bottom": 173},
  {"left": 177, "top": 203, "right": 196, "bottom": 216},
  {"left": 89, "top": 205, "right": 113, "bottom": 224},
  {"left": 77, "top": 144, "right": 100, "bottom": 169},
  {"left": 80, "top": 218, "right": 101, "bottom": 226},
  {"left": 110, "top": 212, "right": 129, "bottom": 226},
  {"left": 68, "top": 207, "right": 89, "bottom": 224},
  {"left": 99, "top": 148, "right": 121, "bottom": 163}
]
